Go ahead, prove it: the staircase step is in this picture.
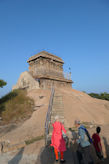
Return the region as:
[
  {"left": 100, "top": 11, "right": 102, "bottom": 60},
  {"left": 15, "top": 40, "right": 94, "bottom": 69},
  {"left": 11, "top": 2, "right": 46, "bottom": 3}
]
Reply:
[
  {"left": 52, "top": 107, "right": 64, "bottom": 110},
  {"left": 53, "top": 99, "right": 63, "bottom": 102},
  {"left": 51, "top": 113, "right": 64, "bottom": 115},
  {"left": 53, "top": 100, "right": 63, "bottom": 103},
  {"left": 53, "top": 98, "right": 62, "bottom": 100},
  {"left": 51, "top": 110, "right": 64, "bottom": 114},
  {"left": 53, "top": 109, "right": 63, "bottom": 111},
  {"left": 51, "top": 114, "right": 64, "bottom": 117},
  {"left": 53, "top": 100, "right": 63, "bottom": 102},
  {"left": 54, "top": 94, "right": 62, "bottom": 96},
  {"left": 53, "top": 105, "right": 63, "bottom": 107},
  {"left": 46, "top": 91, "right": 65, "bottom": 146},
  {"left": 53, "top": 104, "right": 63, "bottom": 107},
  {"left": 53, "top": 104, "right": 63, "bottom": 106},
  {"left": 52, "top": 109, "right": 64, "bottom": 111},
  {"left": 53, "top": 114, "right": 63, "bottom": 116},
  {"left": 51, "top": 114, "right": 64, "bottom": 118},
  {"left": 51, "top": 118, "right": 64, "bottom": 122},
  {"left": 51, "top": 118, "right": 64, "bottom": 121},
  {"left": 51, "top": 115, "right": 64, "bottom": 119}
]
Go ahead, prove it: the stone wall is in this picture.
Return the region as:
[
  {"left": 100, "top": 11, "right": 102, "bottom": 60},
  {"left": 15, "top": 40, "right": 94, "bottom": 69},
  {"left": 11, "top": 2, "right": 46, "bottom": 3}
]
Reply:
[
  {"left": 27, "top": 52, "right": 73, "bottom": 89},
  {"left": 39, "top": 79, "right": 72, "bottom": 89},
  {"left": 28, "top": 57, "right": 64, "bottom": 79}
]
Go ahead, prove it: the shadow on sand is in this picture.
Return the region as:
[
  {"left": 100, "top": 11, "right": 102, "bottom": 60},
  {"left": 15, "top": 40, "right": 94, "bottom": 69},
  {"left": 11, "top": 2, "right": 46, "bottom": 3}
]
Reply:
[
  {"left": 103, "top": 137, "right": 109, "bottom": 164},
  {"left": 8, "top": 147, "right": 24, "bottom": 164},
  {"left": 36, "top": 146, "right": 55, "bottom": 164},
  {"left": 36, "top": 134, "right": 109, "bottom": 164},
  {"left": 36, "top": 141, "right": 79, "bottom": 164}
]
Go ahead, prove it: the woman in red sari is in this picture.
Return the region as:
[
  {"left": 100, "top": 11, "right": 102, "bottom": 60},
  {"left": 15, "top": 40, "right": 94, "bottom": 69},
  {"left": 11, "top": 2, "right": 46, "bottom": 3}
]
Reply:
[{"left": 51, "top": 116, "right": 67, "bottom": 163}]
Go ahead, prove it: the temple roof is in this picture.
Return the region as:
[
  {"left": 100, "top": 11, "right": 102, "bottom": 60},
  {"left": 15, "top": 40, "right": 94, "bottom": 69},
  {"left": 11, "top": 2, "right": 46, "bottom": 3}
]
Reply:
[{"left": 27, "top": 51, "right": 64, "bottom": 63}]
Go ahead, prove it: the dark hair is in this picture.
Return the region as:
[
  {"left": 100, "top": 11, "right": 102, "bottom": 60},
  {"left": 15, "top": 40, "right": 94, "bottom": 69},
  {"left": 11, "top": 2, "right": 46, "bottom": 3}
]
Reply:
[{"left": 96, "top": 126, "right": 101, "bottom": 134}]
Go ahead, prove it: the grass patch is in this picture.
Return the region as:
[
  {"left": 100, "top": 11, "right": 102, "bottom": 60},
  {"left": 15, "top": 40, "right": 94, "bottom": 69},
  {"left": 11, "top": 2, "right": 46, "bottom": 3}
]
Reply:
[
  {"left": 0, "top": 89, "right": 34, "bottom": 124},
  {"left": 0, "top": 91, "right": 18, "bottom": 104},
  {"left": 25, "top": 135, "right": 44, "bottom": 145}
]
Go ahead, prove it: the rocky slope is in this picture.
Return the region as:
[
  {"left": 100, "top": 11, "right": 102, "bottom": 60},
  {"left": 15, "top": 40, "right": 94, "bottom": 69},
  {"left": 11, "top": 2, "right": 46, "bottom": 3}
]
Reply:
[{"left": 0, "top": 88, "right": 109, "bottom": 146}]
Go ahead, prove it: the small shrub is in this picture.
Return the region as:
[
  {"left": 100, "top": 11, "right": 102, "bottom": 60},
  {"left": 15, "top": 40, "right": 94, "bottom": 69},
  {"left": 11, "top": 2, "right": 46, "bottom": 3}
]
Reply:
[
  {"left": 0, "top": 90, "right": 18, "bottom": 104},
  {"left": 0, "top": 89, "right": 34, "bottom": 124},
  {"left": 25, "top": 135, "right": 44, "bottom": 145}
]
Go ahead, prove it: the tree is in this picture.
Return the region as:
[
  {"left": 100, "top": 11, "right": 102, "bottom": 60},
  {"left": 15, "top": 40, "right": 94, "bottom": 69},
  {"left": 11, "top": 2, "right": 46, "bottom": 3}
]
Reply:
[
  {"left": 0, "top": 79, "right": 7, "bottom": 88},
  {"left": 88, "top": 92, "right": 109, "bottom": 101}
]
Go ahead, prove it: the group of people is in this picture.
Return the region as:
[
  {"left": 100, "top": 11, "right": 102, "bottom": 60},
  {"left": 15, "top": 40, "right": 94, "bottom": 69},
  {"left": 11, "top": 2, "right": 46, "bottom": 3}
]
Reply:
[{"left": 50, "top": 116, "right": 104, "bottom": 164}]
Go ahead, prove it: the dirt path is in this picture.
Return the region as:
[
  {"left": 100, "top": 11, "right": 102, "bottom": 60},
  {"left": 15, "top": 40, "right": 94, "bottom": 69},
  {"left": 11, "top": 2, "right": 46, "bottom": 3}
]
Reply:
[
  {"left": 0, "top": 139, "right": 109, "bottom": 164},
  {"left": 0, "top": 140, "right": 44, "bottom": 164}
]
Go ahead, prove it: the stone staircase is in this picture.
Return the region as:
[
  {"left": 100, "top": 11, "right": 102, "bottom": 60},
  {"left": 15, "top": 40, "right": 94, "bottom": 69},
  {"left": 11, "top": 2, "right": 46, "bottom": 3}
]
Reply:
[{"left": 47, "top": 90, "right": 65, "bottom": 144}]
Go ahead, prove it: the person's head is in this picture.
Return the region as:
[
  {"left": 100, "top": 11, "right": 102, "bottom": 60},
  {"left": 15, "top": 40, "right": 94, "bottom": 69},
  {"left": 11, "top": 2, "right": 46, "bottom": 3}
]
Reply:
[
  {"left": 54, "top": 115, "right": 59, "bottom": 122},
  {"left": 96, "top": 126, "right": 101, "bottom": 134},
  {"left": 74, "top": 120, "right": 81, "bottom": 128}
]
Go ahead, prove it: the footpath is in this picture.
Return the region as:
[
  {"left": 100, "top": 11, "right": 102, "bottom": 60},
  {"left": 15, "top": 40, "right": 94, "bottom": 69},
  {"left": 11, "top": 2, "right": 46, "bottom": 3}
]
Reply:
[
  {"left": 0, "top": 140, "right": 78, "bottom": 164},
  {"left": 0, "top": 138, "right": 109, "bottom": 164}
]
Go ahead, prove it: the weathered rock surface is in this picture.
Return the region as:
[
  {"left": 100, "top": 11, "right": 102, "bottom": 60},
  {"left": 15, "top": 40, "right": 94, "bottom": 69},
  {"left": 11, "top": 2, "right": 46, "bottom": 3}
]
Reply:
[
  {"left": 0, "top": 87, "right": 109, "bottom": 162},
  {"left": 61, "top": 88, "right": 109, "bottom": 128},
  {"left": 12, "top": 71, "right": 39, "bottom": 90}
]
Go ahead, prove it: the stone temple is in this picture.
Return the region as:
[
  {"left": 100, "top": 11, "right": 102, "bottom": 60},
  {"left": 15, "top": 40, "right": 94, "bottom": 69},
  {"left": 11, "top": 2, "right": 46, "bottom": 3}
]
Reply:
[
  {"left": 27, "top": 51, "right": 73, "bottom": 89},
  {"left": 13, "top": 51, "right": 73, "bottom": 90}
]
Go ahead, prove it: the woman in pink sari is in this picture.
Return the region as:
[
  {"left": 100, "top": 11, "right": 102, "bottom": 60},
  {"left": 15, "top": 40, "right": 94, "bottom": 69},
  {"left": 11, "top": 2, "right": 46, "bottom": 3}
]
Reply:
[{"left": 51, "top": 116, "right": 67, "bottom": 163}]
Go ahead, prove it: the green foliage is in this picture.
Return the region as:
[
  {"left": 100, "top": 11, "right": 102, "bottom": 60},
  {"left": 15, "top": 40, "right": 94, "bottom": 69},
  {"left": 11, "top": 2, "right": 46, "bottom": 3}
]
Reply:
[
  {"left": 0, "top": 89, "right": 34, "bottom": 124},
  {"left": 88, "top": 92, "right": 109, "bottom": 101},
  {"left": 0, "top": 79, "right": 7, "bottom": 88},
  {"left": 0, "top": 90, "right": 18, "bottom": 105},
  {"left": 25, "top": 135, "right": 44, "bottom": 145}
]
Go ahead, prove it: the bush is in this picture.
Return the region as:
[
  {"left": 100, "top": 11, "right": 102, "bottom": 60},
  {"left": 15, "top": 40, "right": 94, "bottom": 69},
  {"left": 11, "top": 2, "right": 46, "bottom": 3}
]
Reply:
[
  {"left": 88, "top": 92, "right": 109, "bottom": 101},
  {"left": 0, "top": 89, "right": 34, "bottom": 124}
]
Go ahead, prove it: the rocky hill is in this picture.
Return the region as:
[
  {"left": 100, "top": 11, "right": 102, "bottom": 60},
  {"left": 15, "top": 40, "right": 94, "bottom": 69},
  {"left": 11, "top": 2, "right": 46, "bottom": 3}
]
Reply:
[
  {"left": 0, "top": 88, "right": 109, "bottom": 163},
  {"left": 0, "top": 87, "right": 109, "bottom": 144}
]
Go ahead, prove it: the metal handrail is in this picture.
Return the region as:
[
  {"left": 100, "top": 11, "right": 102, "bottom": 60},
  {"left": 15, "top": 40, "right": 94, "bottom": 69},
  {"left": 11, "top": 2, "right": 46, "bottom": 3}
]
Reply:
[
  {"left": 45, "top": 87, "right": 55, "bottom": 146},
  {"left": 63, "top": 72, "right": 71, "bottom": 80}
]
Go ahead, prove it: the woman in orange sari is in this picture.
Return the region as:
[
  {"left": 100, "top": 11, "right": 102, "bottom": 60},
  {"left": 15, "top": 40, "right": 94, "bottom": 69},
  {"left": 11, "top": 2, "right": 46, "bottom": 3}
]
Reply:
[{"left": 51, "top": 116, "right": 66, "bottom": 163}]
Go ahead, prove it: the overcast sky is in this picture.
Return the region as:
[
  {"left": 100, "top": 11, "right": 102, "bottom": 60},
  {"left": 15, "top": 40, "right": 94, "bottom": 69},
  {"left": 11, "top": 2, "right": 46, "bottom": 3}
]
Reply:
[{"left": 0, "top": 0, "right": 109, "bottom": 97}]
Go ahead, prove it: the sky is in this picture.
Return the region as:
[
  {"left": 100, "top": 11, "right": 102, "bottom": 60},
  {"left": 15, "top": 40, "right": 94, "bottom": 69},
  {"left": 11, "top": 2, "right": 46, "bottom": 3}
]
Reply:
[{"left": 0, "top": 0, "right": 109, "bottom": 97}]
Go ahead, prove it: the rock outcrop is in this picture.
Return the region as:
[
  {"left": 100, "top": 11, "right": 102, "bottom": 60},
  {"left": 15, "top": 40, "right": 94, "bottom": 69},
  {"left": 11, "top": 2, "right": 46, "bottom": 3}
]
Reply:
[{"left": 12, "top": 71, "right": 39, "bottom": 90}]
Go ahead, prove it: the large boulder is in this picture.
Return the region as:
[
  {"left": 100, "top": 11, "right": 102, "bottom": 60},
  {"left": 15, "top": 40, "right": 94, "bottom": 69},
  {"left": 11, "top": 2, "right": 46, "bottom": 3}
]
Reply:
[{"left": 12, "top": 71, "right": 39, "bottom": 90}]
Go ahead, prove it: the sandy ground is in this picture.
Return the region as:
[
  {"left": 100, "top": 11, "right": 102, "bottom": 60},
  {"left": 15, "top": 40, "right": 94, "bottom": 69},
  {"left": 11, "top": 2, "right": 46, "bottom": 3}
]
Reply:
[
  {"left": 61, "top": 88, "right": 109, "bottom": 127},
  {"left": 0, "top": 140, "right": 44, "bottom": 164},
  {"left": 0, "top": 129, "right": 109, "bottom": 164}
]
